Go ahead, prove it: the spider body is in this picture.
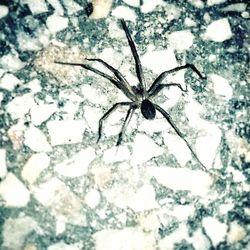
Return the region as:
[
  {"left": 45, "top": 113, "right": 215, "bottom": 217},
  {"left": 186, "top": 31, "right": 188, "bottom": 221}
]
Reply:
[
  {"left": 141, "top": 99, "right": 156, "bottom": 120},
  {"left": 55, "top": 19, "right": 207, "bottom": 171}
]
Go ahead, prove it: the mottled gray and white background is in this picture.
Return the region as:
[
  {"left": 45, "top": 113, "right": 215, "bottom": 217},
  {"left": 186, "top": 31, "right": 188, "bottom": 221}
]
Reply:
[{"left": 0, "top": 0, "right": 249, "bottom": 249}]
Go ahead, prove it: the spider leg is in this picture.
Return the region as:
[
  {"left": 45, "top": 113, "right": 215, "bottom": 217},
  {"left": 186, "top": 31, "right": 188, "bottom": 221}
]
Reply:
[
  {"left": 154, "top": 104, "right": 207, "bottom": 172},
  {"left": 120, "top": 19, "right": 146, "bottom": 95},
  {"left": 148, "top": 64, "right": 206, "bottom": 96},
  {"left": 117, "top": 106, "right": 136, "bottom": 146},
  {"left": 54, "top": 61, "right": 123, "bottom": 92},
  {"left": 149, "top": 83, "right": 188, "bottom": 97},
  {"left": 86, "top": 58, "right": 136, "bottom": 100},
  {"left": 97, "top": 102, "right": 133, "bottom": 143}
]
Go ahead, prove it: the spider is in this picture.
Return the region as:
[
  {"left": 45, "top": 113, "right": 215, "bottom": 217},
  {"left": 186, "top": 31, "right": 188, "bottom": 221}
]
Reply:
[{"left": 55, "top": 19, "right": 207, "bottom": 171}]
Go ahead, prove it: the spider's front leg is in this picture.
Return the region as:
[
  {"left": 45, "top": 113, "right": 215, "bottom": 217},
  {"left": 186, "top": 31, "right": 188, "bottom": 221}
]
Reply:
[
  {"left": 148, "top": 64, "right": 206, "bottom": 97},
  {"left": 121, "top": 19, "right": 146, "bottom": 96},
  {"left": 97, "top": 102, "right": 132, "bottom": 143},
  {"left": 149, "top": 83, "right": 188, "bottom": 97}
]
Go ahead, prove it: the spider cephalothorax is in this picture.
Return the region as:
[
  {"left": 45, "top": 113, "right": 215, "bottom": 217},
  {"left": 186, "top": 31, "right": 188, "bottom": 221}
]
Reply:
[{"left": 55, "top": 19, "right": 207, "bottom": 171}]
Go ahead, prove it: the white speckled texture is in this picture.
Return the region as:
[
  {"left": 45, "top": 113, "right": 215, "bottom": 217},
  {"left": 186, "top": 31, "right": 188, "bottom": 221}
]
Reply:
[{"left": 0, "top": 1, "right": 249, "bottom": 249}]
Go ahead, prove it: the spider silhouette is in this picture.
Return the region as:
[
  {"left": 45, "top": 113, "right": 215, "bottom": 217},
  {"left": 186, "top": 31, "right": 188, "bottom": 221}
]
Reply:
[{"left": 55, "top": 19, "right": 207, "bottom": 171}]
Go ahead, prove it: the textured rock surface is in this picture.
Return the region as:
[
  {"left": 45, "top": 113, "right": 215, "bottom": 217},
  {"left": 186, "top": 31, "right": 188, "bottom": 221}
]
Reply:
[{"left": 0, "top": 0, "right": 249, "bottom": 249}]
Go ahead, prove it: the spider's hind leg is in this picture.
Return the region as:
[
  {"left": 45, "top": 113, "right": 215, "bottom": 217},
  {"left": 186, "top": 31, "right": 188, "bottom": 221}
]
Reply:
[
  {"left": 116, "top": 106, "right": 136, "bottom": 146},
  {"left": 154, "top": 103, "right": 208, "bottom": 172},
  {"left": 97, "top": 102, "right": 132, "bottom": 143}
]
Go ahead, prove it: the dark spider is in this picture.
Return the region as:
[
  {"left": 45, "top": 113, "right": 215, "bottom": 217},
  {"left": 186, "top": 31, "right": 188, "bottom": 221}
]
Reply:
[{"left": 55, "top": 19, "right": 207, "bottom": 171}]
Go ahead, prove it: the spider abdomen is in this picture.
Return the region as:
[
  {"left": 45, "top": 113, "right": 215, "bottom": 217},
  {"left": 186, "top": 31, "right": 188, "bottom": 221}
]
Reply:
[{"left": 141, "top": 99, "right": 156, "bottom": 120}]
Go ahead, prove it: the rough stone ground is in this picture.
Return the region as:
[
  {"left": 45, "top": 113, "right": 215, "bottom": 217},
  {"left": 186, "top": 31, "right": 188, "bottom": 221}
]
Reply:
[{"left": 0, "top": 0, "right": 249, "bottom": 249}]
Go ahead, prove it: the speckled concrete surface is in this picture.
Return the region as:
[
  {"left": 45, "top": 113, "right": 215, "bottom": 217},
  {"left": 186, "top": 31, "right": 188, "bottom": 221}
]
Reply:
[{"left": 0, "top": 1, "right": 249, "bottom": 249}]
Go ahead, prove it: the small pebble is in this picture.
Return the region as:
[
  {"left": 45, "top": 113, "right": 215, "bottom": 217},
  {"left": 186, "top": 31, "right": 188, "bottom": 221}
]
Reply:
[
  {"left": 26, "top": 79, "right": 42, "bottom": 94},
  {"left": 24, "top": 0, "right": 48, "bottom": 14},
  {"left": 131, "top": 134, "right": 164, "bottom": 164},
  {"left": 0, "top": 73, "right": 21, "bottom": 91},
  {"left": 47, "top": 120, "right": 86, "bottom": 146},
  {"left": 207, "top": 0, "right": 226, "bottom": 6},
  {"left": 204, "top": 18, "right": 233, "bottom": 42},
  {"left": 123, "top": 0, "right": 140, "bottom": 7},
  {"left": 24, "top": 125, "right": 52, "bottom": 152},
  {"left": 46, "top": 14, "right": 69, "bottom": 34},
  {"left": 168, "top": 30, "right": 194, "bottom": 51},
  {"left": 202, "top": 217, "right": 227, "bottom": 247},
  {"left": 112, "top": 6, "right": 136, "bottom": 22},
  {"left": 92, "top": 166, "right": 112, "bottom": 189},
  {"left": 85, "top": 189, "right": 100, "bottom": 208},
  {"left": 6, "top": 93, "right": 36, "bottom": 119},
  {"left": 147, "top": 167, "right": 212, "bottom": 196},
  {"left": 0, "top": 53, "right": 26, "bottom": 71},
  {"left": 94, "top": 227, "right": 156, "bottom": 250},
  {"left": 210, "top": 73, "right": 233, "bottom": 100},
  {"left": 80, "top": 84, "right": 108, "bottom": 105},
  {"left": 54, "top": 147, "right": 95, "bottom": 177},
  {"left": 0, "top": 173, "right": 30, "bottom": 207},
  {"left": 32, "top": 177, "right": 85, "bottom": 225},
  {"left": 221, "top": 3, "right": 247, "bottom": 12},
  {"left": 127, "top": 184, "right": 158, "bottom": 212},
  {"left": 7, "top": 122, "right": 25, "bottom": 150},
  {"left": 227, "top": 222, "right": 246, "bottom": 243},
  {"left": 208, "top": 54, "right": 217, "bottom": 62},
  {"left": 55, "top": 220, "right": 66, "bottom": 235},
  {"left": 241, "top": 11, "right": 249, "bottom": 19},
  {"left": 141, "top": 48, "right": 178, "bottom": 75},
  {"left": 186, "top": 0, "right": 204, "bottom": 8},
  {"left": 0, "top": 5, "right": 9, "bottom": 19},
  {"left": 89, "top": 0, "right": 113, "bottom": 19},
  {"left": 30, "top": 103, "right": 57, "bottom": 126},
  {"left": 103, "top": 145, "right": 131, "bottom": 164},
  {"left": 141, "top": 0, "right": 164, "bottom": 13},
  {"left": 21, "top": 153, "right": 50, "bottom": 184},
  {"left": 184, "top": 17, "right": 196, "bottom": 27}
]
